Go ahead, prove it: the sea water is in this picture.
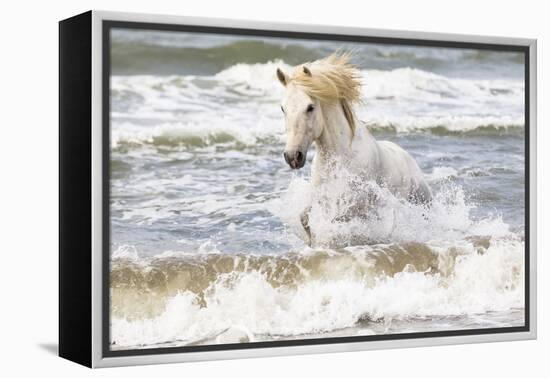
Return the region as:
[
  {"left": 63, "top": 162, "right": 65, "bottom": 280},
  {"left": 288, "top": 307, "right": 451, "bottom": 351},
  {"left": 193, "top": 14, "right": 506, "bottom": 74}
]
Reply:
[{"left": 109, "top": 29, "right": 526, "bottom": 349}]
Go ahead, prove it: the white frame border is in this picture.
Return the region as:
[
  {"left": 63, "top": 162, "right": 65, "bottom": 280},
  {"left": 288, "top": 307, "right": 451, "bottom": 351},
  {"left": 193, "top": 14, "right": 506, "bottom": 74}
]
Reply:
[{"left": 90, "top": 10, "right": 537, "bottom": 368}]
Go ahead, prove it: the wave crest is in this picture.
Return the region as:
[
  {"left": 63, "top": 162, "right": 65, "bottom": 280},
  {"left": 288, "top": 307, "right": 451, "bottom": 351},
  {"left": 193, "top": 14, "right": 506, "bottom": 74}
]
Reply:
[
  {"left": 111, "top": 63, "right": 524, "bottom": 150},
  {"left": 111, "top": 237, "right": 523, "bottom": 349}
]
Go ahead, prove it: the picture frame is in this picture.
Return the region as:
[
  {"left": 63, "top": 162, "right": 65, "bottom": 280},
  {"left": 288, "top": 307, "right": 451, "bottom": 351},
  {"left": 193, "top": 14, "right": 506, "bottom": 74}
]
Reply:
[{"left": 59, "top": 10, "right": 537, "bottom": 368}]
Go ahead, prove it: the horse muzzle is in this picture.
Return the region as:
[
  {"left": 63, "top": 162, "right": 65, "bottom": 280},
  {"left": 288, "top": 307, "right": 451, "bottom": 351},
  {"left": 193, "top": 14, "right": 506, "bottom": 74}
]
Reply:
[{"left": 283, "top": 150, "right": 306, "bottom": 169}]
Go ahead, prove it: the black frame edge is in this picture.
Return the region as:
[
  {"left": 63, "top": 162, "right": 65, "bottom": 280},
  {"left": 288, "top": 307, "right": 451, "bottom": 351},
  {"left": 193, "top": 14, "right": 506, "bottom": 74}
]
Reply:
[
  {"left": 524, "top": 46, "right": 530, "bottom": 331},
  {"left": 59, "top": 10, "right": 93, "bottom": 368}
]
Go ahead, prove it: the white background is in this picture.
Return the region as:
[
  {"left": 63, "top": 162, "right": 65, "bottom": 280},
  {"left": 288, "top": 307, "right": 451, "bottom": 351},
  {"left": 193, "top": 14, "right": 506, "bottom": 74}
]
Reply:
[{"left": 0, "top": 0, "right": 546, "bottom": 376}]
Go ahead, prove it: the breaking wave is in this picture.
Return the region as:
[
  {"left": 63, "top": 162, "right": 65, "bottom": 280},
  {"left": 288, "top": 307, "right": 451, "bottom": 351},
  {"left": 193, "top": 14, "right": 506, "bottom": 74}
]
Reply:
[
  {"left": 110, "top": 31, "right": 524, "bottom": 78},
  {"left": 110, "top": 63, "right": 524, "bottom": 150},
  {"left": 110, "top": 169, "right": 525, "bottom": 349},
  {"left": 111, "top": 236, "right": 523, "bottom": 348}
]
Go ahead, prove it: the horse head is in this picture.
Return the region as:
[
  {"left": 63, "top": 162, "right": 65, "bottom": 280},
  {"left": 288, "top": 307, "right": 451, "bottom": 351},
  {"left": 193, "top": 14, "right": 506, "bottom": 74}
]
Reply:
[{"left": 277, "top": 65, "right": 323, "bottom": 169}]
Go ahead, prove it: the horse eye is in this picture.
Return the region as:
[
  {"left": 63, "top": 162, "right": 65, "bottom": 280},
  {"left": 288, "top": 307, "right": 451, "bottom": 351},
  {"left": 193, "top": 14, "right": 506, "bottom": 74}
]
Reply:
[
  {"left": 281, "top": 105, "right": 285, "bottom": 114},
  {"left": 306, "top": 104, "right": 315, "bottom": 113}
]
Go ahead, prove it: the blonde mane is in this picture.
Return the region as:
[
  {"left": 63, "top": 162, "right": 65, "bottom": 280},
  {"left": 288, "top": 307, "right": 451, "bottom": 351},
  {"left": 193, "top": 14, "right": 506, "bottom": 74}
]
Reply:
[{"left": 289, "top": 53, "right": 362, "bottom": 135}]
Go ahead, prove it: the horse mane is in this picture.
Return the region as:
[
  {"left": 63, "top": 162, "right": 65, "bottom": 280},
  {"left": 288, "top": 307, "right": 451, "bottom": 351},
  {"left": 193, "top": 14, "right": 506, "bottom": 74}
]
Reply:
[{"left": 290, "top": 52, "right": 362, "bottom": 136}]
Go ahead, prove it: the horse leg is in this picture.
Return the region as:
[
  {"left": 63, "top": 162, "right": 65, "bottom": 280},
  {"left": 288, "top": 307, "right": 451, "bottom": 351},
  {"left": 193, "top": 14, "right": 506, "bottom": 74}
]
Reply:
[
  {"left": 408, "top": 180, "right": 433, "bottom": 206},
  {"left": 407, "top": 181, "right": 432, "bottom": 220},
  {"left": 300, "top": 206, "right": 312, "bottom": 246}
]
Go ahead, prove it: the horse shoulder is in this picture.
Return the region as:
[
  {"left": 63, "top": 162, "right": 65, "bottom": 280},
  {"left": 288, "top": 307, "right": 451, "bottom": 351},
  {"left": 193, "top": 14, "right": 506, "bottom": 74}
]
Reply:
[
  {"left": 376, "top": 140, "right": 414, "bottom": 173},
  {"left": 350, "top": 127, "right": 381, "bottom": 171},
  {"left": 376, "top": 140, "right": 430, "bottom": 197}
]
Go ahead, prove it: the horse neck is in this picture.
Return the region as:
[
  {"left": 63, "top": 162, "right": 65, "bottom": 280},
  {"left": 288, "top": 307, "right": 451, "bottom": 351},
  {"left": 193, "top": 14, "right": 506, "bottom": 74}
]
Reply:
[
  {"left": 315, "top": 102, "right": 352, "bottom": 157},
  {"left": 314, "top": 102, "right": 376, "bottom": 159}
]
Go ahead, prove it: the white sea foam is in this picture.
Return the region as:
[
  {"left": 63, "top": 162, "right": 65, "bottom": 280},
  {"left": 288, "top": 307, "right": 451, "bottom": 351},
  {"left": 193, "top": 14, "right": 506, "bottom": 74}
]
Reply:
[
  {"left": 426, "top": 166, "right": 459, "bottom": 182},
  {"left": 112, "top": 245, "right": 140, "bottom": 261},
  {"left": 269, "top": 166, "right": 508, "bottom": 247},
  {"left": 111, "top": 237, "right": 523, "bottom": 348},
  {"left": 214, "top": 60, "right": 292, "bottom": 98},
  {"left": 110, "top": 63, "right": 524, "bottom": 149}
]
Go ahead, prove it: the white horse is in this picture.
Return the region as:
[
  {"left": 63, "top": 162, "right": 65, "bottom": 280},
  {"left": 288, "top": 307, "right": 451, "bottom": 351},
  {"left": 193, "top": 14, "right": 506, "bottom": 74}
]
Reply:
[{"left": 276, "top": 53, "right": 432, "bottom": 244}]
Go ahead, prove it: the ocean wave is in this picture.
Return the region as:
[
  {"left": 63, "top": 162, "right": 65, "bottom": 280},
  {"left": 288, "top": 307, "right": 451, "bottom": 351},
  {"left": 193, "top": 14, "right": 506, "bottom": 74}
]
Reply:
[
  {"left": 111, "top": 63, "right": 524, "bottom": 149},
  {"left": 111, "top": 121, "right": 282, "bottom": 149},
  {"left": 111, "top": 119, "right": 522, "bottom": 151},
  {"left": 110, "top": 165, "right": 524, "bottom": 349},
  {"left": 111, "top": 30, "right": 524, "bottom": 79},
  {"left": 110, "top": 236, "right": 523, "bottom": 348},
  {"left": 111, "top": 39, "right": 323, "bottom": 76},
  {"left": 366, "top": 120, "right": 523, "bottom": 135}
]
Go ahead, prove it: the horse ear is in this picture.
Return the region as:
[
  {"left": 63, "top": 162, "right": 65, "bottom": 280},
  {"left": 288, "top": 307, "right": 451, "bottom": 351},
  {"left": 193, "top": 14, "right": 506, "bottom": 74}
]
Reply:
[
  {"left": 276, "top": 68, "right": 288, "bottom": 86},
  {"left": 303, "top": 65, "right": 312, "bottom": 76}
]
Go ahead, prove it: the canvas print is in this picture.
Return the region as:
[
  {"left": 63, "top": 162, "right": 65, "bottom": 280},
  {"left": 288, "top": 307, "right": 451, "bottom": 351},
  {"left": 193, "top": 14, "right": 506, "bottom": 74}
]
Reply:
[{"left": 108, "top": 28, "right": 526, "bottom": 351}]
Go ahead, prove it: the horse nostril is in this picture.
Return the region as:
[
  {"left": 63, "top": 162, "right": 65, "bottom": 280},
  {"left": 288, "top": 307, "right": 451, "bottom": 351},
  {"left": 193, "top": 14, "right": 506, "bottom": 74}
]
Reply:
[
  {"left": 283, "top": 151, "right": 290, "bottom": 164},
  {"left": 295, "top": 151, "right": 303, "bottom": 163}
]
